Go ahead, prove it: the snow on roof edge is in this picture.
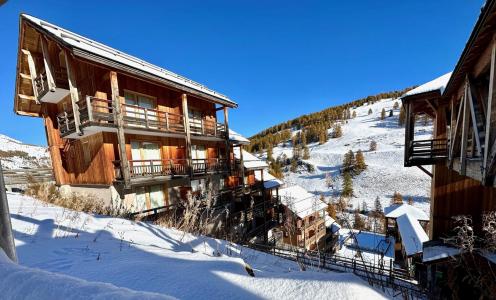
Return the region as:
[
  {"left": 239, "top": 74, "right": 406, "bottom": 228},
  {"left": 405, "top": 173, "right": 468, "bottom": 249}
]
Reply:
[
  {"left": 396, "top": 213, "right": 429, "bottom": 256},
  {"left": 402, "top": 72, "right": 452, "bottom": 98},
  {"left": 21, "top": 14, "right": 236, "bottom": 107}
]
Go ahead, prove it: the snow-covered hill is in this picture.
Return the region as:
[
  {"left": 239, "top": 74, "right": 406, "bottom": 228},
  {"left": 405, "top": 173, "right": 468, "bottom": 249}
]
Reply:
[
  {"left": 8, "top": 192, "right": 389, "bottom": 299},
  {"left": 269, "top": 98, "right": 432, "bottom": 216},
  {"left": 0, "top": 134, "right": 50, "bottom": 169}
]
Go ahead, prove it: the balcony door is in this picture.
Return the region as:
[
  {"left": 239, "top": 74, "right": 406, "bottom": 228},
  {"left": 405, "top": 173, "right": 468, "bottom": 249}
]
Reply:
[
  {"left": 189, "top": 109, "right": 202, "bottom": 134},
  {"left": 191, "top": 145, "right": 206, "bottom": 172},
  {"left": 131, "top": 141, "right": 162, "bottom": 176},
  {"left": 124, "top": 91, "right": 157, "bottom": 128}
]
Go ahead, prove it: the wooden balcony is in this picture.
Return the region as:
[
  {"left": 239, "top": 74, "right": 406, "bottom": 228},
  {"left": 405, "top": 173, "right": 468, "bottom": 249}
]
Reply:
[
  {"left": 404, "top": 138, "right": 448, "bottom": 167},
  {"left": 58, "top": 96, "right": 185, "bottom": 138},
  {"left": 190, "top": 116, "right": 227, "bottom": 139},
  {"left": 34, "top": 69, "right": 69, "bottom": 103},
  {"left": 191, "top": 158, "right": 229, "bottom": 175}
]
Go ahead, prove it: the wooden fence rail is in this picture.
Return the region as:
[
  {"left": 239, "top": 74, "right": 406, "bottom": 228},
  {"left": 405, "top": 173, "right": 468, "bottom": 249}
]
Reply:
[{"left": 2, "top": 168, "right": 54, "bottom": 186}]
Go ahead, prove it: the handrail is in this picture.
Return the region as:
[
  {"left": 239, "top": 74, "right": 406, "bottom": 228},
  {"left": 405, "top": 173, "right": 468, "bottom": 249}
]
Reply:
[{"left": 128, "top": 159, "right": 188, "bottom": 178}]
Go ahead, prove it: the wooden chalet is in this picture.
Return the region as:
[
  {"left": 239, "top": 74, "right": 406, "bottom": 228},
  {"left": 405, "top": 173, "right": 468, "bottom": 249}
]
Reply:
[
  {"left": 13, "top": 14, "right": 252, "bottom": 216},
  {"left": 402, "top": 0, "right": 496, "bottom": 238},
  {"left": 402, "top": 1, "right": 496, "bottom": 296}
]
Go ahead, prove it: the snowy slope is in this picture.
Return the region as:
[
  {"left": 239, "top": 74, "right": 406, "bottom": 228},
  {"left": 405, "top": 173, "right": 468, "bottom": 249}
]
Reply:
[
  {"left": 270, "top": 98, "right": 432, "bottom": 216},
  {"left": 0, "top": 134, "right": 50, "bottom": 169},
  {"left": 8, "top": 192, "right": 389, "bottom": 299}
]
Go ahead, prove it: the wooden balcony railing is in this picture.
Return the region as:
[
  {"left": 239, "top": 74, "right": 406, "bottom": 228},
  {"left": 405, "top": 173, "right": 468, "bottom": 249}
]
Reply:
[
  {"left": 190, "top": 116, "right": 227, "bottom": 138},
  {"left": 34, "top": 69, "right": 68, "bottom": 100},
  {"left": 405, "top": 138, "right": 448, "bottom": 166},
  {"left": 192, "top": 158, "right": 229, "bottom": 174},
  {"left": 58, "top": 96, "right": 185, "bottom": 136}
]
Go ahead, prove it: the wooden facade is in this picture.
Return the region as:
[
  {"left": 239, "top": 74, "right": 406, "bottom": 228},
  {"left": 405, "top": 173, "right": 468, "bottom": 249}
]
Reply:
[
  {"left": 13, "top": 15, "right": 243, "bottom": 213},
  {"left": 402, "top": 1, "right": 496, "bottom": 240}
]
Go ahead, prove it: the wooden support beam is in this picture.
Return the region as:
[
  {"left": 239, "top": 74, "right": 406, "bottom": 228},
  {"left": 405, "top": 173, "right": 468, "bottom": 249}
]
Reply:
[
  {"left": 239, "top": 145, "right": 246, "bottom": 186},
  {"left": 425, "top": 99, "right": 437, "bottom": 113},
  {"left": 450, "top": 97, "right": 464, "bottom": 166},
  {"left": 182, "top": 94, "right": 192, "bottom": 175},
  {"left": 223, "top": 106, "right": 231, "bottom": 171},
  {"left": 110, "top": 71, "right": 131, "bottom": 190},
  {"left": 404, "top": 102, "right": 411, "bottom": 165},
  {"left": 460, "top": 82, "right": 470, "bottom": 175},
  {"left": 64, "top": 50, "right": 82, "bottom": 135},
  {"left": 483, "top": 40, "right": 496, "bottom": 183},
  {"left": 467, "top": 79, "right": 483, "bottom": 157},
  {"left": 21, "top": 49, "right": 39, "bottom": 102},
  {"left": 40, "top": 36, "right": 56, "bottom": 92}
]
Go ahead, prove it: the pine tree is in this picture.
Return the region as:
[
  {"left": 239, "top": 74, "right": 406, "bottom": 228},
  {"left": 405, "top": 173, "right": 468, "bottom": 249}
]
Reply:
[
  {"left": 292, "top": 144, "right": 301, "bottom": 159},
  {"left": 290, "top": 158, "right": 298, "bottom": 172},
  {"left": 355, "top": 150, "right": 366, "bottom": 173},
  {"left": 301, "top": 130, "right": 307, "bottom": 147},
  {"left": 369, "top": 140, "right": 377, "bottom": 151},
  {"left": 352, "top": 111, "right": 357, "bottom": 118},
  {"left": 303, "top": 145, "right": 310, "bottom": 159},
  {"left": 333, "top": 124, "right": 343, "bottom": 138},
  {"left": 399, "top": 106, "right": 406, "bottom": 126},
  {"left": 380, "top": 108, "right": 386, "bottom": 120},
  {"left": 393, "top": 101, "right": 399, "bottom": 110},
  {"left": 361, "top": 200, "right": 368, "bottom": 214},
  {"left": 319, "top": 130, "right": 328, "bottom": 144},
  {"left": 269, "top": 160, "right": 284, "bottom": 179},
  {"left": 342, "top": 150, "right": 356, "bottom": 173},
  {"left": 368, "top": 108, "right": 373, "bottom": 115},
  {"left": 267, "top": 144, "right": 273, "bottom": 161},
  {"left": 342, "top": 172, "right": 353, "bottom": 197},
  {"left": 374, "top": 196, "right": 383, "bottom": 214},
  {"left": 354, "top": 212, "right": 365, "bottom": 230},
  {"left": 391, "top": 191, "right": 403, "bottom": 205},
  {"left": 389, "top": 109, "right": 393, "bottom": 117},
  {"left": 407, "top": 196, "right": 414, "bottom": 205}
]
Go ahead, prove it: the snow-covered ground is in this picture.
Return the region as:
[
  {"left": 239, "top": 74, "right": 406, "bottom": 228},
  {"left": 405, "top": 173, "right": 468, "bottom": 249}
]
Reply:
[
  {"left": 270, "top": 98, "right": 432, "bottom": 216},
  {"left": 0, "top": 134, "right": 50, "bottom": 169},
  {"left": 8, "top": 192, "right": 390, "bottom": 299}
]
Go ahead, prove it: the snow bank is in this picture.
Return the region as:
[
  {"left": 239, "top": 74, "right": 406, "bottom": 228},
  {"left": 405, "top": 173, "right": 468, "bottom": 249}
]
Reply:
[
  {"left": 0, "top": 249, "right": 173, "bottom": 300},
  {"left": 8, "top": 193, "right": 390, "bottom": 299}
]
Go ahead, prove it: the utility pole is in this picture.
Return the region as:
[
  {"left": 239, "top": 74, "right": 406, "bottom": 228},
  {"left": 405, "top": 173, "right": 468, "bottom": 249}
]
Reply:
[{"left": 0, "top": 160, "right": 17, "bottom": 262}]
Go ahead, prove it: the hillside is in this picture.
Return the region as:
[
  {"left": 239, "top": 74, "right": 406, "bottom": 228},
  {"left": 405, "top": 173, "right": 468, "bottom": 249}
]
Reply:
[
  {"left": 0, "top": 134, "right": 50, "bottom": 169},
  {"left": 264, "top": 98, "right": 432, "bottom": 216},
  {"left": 7, "top": 192, "right": 389, "bottom": 299}
]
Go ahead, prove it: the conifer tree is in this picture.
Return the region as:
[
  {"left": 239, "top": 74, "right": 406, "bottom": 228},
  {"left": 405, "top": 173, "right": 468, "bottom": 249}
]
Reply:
[
  {"left": 393, "top": 101, "right": 399, "bottom": 110},
  {"left": 369, "top": 140, "right": 377, "bottom": 151},
  {"left": 361, "top": 200, "right": 368, "bottom": 214},
  {"left": 333, "top": 124, "right": 343, "bottom": 138},
  {"left": 380, "top": 108, "right": 386, "bottom": 120},
  {"left": 389, "top": 109, "right": 393, "bottom": 117},
  {"left": 352, "top": 111, "right": 357, "bottom": 118},
  {"left": 342, "top": 150, "right": 356, "bottom": 173},
  {"left": 303, "top": 145, "right": 310, "bottom": 159},
  {"left": 407, "top": 196, "right": 414, "bottom": 205},
  {"left": 267, "top": 144, "right": 273, "bottom": 161},
  {"left": 342, "top": 172, "right": 353, "bottom": 197},
  {"left": 374, "top": 196, "right": 383, "bottom": 215},
  {"left": 354, "top": 211, "right": 365, "bottom": 230},
  {"left": 368, "top": 108, "right": 373, "bottom": 115},
  {"left": 391, "top": 191, "right": 403, "bottom": 205},
  {"left": 319, "top": 130, "right": 328, "bottom": 144},
  {"left": 355, "top": 150, "right": 367, "bottom": 173},
  {"left": 290, "top": 158, "right": 298, "bottom": 172},
  {"left": 301, "top": 130, "right": 307, "bottom": 147},
  {"left": 327, "top": 202, "right": 337, "bottom": 219}
]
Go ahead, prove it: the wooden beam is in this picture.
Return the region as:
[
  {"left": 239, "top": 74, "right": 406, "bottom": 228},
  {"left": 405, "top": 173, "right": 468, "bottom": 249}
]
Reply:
[
  {"left": 17, "top": 94, "right": 37, "bottom": 101},
  {"left": 110, "top": 71, "right": 131, "bottom": 190},
  {"left": 460, "top": 82, "right": 470, "bottom": 175},
  {"left": 64, "top": 50, "right": 82, "bottom": 135},
  {"left": 467, "top": 79, "right": 483, "bottom": 157},
  {"left": 483, "top": 40, "right": 496, "bottom": 183},
  {"left": 223, "top": 106, "right": 231, "bottom": 171},
  {"left": 40, "top": 36, "right": 56, "bottom": 92},
  {"left": 21, "top": 49, "right": 39, "bottom": 102},
  {"left": 425, "top": 99, "right": 437, "bottom": 113},
  {"left": 417, "top": 165, "right": 432, "bottom": 178},
  {"left": 404, "top": 102, "right": 412, "bottom": 165},
  {"left": 450, "top": 96, "right": 464, "bottom": 166},
  {"left": 182, "top": 94, "right": 192, "bottom": 175}
]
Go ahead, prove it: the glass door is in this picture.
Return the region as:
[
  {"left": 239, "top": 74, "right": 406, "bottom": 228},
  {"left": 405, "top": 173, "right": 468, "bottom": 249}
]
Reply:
[{"left": 189, "top": 109, "right": 203, "bottom": 134}]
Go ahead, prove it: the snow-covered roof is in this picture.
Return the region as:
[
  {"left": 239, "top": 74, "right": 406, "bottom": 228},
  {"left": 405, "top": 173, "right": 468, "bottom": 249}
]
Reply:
[
  {"left": 422, "top": 245, "right": 460, "bottom": 263},
  {"left": 402, "top": 72, "right": 452, "bottom": 98},
  {"left": 279, "top": 185, "right": 327, "bottom": 219},
  {"left": 233, "top": 148, "right": 268, "bottom": 170},
  {"left": 254, "top": 170, "right": 283, "bottom": 189},
  {"left": 229, "top": 129, "right": 250, "bottom": 145},
  {"left": 384, "top": 203, "right": 429, "bottom": 221},
  {"left": 325, "top": 215, "right": 341, "bottom": 233},
  {"left": 22, "top": 14, "right": 236, "bottom": 107},
  {"left": 396, "top": 213, "right": 429, "bottom": 257}
]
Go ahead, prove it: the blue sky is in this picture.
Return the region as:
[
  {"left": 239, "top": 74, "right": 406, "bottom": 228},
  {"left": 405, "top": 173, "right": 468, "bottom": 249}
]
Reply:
[{"left": 0, "top": 0, "right": 484, "bottom": 145}]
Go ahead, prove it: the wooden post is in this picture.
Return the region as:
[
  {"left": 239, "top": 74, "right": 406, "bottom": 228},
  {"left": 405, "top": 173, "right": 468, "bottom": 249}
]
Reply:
[
  {"left": 22, "top": 49, "right": 39, "bottom": 102},
  {"left": 460, "top": 82, "right": 470, "bottom": 175},
  {"left": 483, "top": 40, "right": 496, "bottom": 183},
  {"left": 223, "top": 107, "right": 231, "bottom": 171},
  {"left": 182, "top": 94, "right": 192, "bottom": 175},
  {"left": 40, "top": 36, "right": 56, "bottom": 92},
  {"left": 110, "top": 71, "right": 131, "bottom": 189},
  {"left": 64, "top": 51, "right": 82, "bottom": 135},
  {"left": 86, "top": 96, "right": 93, "bottom": 122},
  {"left": 239, "top": 145, "right": 246, "bottom": 186},
  {"left": 0, "top": 160, "right": 17, "bottom": 263},
  {"left": 467, "top": 79, "right": 482, "bottom": 157}
]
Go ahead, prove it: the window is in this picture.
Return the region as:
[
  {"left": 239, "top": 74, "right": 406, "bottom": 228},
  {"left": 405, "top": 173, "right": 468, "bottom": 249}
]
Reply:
[
  {"left": 130, "top": 141, "right": 162, "bottom": 174},
  {"left": 134, "top": 185, "right": 165, "bottom": 212}
]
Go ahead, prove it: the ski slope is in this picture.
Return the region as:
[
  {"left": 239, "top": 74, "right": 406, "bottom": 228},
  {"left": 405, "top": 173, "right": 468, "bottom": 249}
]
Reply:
[
  {"left": 271, "top": 98, "right": 432, "bottom": 216},
  {"left": 0, "top": 134, "right": 50, "bottom": 169},
  {"left": 8, "top": 192, "right": 390, "bottom": 299}
]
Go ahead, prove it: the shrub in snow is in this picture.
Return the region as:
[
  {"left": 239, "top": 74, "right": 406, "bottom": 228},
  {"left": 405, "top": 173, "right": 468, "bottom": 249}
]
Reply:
[
  {"left": 380, "top": 108, "right": 386, "bottom": 120},
  {"left": 368, "top": 108, "right": 373, "bottom": 115},
  {"left": 393, "top": 101, "right": 399, "bottom": 110},
  {"left": 369, "top": 140, "right": 377, "bottom": 151}
]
